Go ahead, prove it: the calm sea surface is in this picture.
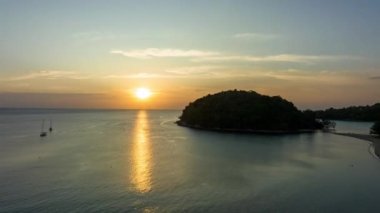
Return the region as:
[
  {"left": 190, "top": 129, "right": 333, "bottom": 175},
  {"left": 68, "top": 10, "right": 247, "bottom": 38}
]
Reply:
[{"left": 0, "top": 109, "right": 379, "bottom": 212}]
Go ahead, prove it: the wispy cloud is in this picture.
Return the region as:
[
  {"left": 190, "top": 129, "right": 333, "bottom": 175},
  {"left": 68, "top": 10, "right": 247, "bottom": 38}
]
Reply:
[
  {"left": 104, "top": 73, "right": 180, "bottom": 79},
  {"left": 165, "top": 66, "right": 222, "bottom": 75},
  {"left": 193, "top": 54, "right": 359, "bottom": 64},
  {"left": 103, "top": 67, "right": 226, "bottom": 79},
  {"left": 103, "top": 72, "right": 221, "bottom": 79},
  {"left": 0, "top": 71, "right": 91, "bottom": 82},
  {"left": 110, "top": 48, "right": 220, "bottom": 59},
  {"left": 233, "top": 33, "right": 278, "bottom": 40},
  {"left": 110, "top": 48, "right": 359, "bottom": 64},
  {"left": 369, "top": 76, "right": 380, "bottom": 80}
]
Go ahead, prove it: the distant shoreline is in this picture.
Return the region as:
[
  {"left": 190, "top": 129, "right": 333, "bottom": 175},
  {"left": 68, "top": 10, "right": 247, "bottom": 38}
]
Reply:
[
  {"left": 176, "top": 121, "right": 317, "bottom": 134},
  {"left": 333, "top": 132, "right": 380, "bottom": 144}
]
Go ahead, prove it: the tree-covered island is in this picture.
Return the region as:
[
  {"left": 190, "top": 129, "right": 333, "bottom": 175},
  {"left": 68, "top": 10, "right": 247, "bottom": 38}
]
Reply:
[
  {"left": 315, "top": 104, "right": 380, "bottom": 121},
  {"left": 177, "top": 90, "right": 325, "bottom": 133}
]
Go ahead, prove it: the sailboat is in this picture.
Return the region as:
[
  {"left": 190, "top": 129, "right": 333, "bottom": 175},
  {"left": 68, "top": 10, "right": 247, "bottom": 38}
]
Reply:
[
  {"left": 40, "top": 119, "right": 47, "bottom": 137},
  {"left": 49, "top": 119, "right": 53, "bottom": 132}
]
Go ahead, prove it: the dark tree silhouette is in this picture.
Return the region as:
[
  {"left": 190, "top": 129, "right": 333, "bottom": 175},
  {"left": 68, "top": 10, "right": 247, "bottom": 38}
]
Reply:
[
  {"left": 177, "top": 90, "right": 324, "bottom": 132},
  {"left": 315, "top": 103, "right": 380, "bottom": 121},
  {"left": 370, "top": 121, "right": 380, "bottom": 136}
]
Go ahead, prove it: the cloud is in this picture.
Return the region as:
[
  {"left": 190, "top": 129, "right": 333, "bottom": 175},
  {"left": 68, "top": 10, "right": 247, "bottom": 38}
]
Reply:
[
  {"left": 103, "top": 72, "right": 219, "bottom": 79},
  {"left": 369, "top": 76, "right": 380, "bottom": 80},
  {"left": 110, "top": 47, "right": 359, "bottom": 64},
  {"left": 165, "top": 66, "right": 222, "bottom": 75},
  {"left": 110, "top": 48, "right": 220, "bottom": 59},
  {"left": 103, "top": 73, "right": 176, "bottom": 79},
  {"left": 102, "top": 67, "right": 227, "bottom": 79},
  {"left": 233, "top": 33, "right": 278, "bottom": 40},
  {"left": 193, "top": 54, "right": 359, "bottom": 64},
  {"left": 1, "top": 71, "right": 86, "bottom": 81}
]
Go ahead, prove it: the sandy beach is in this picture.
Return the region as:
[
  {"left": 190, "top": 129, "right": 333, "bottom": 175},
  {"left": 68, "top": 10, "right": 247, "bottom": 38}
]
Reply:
[
  {"left": 334, "top": 133, "right": 380, "bottom": 158},
  {"left": 334, "top": 132, "right": 380, "bottom": 144}
]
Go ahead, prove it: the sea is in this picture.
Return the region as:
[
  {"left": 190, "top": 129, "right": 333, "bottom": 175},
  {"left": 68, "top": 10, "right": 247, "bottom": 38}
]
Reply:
[{"left": 0, "top": 109, "right": 379, "bottom": 212}]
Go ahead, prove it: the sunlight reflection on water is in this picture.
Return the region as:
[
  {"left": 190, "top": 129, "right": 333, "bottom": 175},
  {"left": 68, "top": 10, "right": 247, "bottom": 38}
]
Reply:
[
  {"left": 130, "top": 110, "right": 152, "bottom": 193},
  {"left": 2, "top": 110, "right": 380, "bottom": 212}
]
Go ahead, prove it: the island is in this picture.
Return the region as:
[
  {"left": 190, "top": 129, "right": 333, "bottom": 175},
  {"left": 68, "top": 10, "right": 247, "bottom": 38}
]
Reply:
[
  {"left": 315, "top": 103, "right": 380, "bottom": 121},
  {"left": 177, "top": 90, "right": 325, "bottom": 133}
]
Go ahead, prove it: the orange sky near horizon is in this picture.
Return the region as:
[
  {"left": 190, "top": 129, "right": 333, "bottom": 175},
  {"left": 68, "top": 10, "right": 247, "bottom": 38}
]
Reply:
[{"left": 0, "top": 70, "right": 378, "bottom": 110}]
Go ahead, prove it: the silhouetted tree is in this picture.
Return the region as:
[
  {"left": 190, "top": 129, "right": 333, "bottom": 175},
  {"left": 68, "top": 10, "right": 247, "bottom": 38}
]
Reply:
[
  {"left": 370, "top": 121, "right": 380, "bottom": 136},
  {"left": 321, "top": 119, "right": 336, "bottom": 131},
  {"left": 315, "top": 103, "right": 380, "bottom": 121}
]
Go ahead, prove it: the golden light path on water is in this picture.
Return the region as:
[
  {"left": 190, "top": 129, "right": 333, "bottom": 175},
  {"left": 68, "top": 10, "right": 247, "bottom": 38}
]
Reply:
[{"left": 130, "top": 110, "right": 152, "bottom": 193}]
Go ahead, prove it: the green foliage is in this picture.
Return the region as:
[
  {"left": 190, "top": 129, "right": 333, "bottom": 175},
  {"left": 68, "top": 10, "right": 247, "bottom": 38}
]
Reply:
[
  {"left": 178, "top": 90, "right": 323, "bottom": 131},
  {"left": 315, "top": 103, "right": 380, "bottom": 121},
  {"left": 370, "top": 121, "right": 380, "bottom": 135}
]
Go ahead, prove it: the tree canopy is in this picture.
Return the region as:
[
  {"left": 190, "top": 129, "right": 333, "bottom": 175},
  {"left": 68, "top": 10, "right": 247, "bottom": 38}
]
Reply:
[
  {"left": 315, "top": 103, "right": 380, "bottom": 121},
  {"left": 178, "top": 90, "right": 323, "bottom": 132},
  {"left": 370, "top": 121, "right": 380, "bottom": 136}
]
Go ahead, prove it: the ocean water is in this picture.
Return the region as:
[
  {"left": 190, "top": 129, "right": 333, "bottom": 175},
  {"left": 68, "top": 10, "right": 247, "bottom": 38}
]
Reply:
[
  {"left": 0, "top": 109, "right": 379, "bottom": 212},
  {"left": 334, "top": 120, "right": 374, "bottom": 134}
]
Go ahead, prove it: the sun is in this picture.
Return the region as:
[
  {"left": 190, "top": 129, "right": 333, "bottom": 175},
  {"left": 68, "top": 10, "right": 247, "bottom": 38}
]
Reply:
[{"left": 135, "top": 88, "right": 152, "bottom": 100}]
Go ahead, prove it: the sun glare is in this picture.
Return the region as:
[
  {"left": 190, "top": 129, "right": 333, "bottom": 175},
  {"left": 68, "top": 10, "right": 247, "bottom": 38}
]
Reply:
[{"left": 135, "top": 88, "right": 152, "bottom": 100}]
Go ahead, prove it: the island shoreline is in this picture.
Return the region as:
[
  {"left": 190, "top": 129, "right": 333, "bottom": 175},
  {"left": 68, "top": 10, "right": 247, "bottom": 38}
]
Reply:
[
  {"left": 333, "top": 132, "right": 380, "bottom": 144},
  {"left": 176, "top": 121, "right": 318, "bottom": 135}
]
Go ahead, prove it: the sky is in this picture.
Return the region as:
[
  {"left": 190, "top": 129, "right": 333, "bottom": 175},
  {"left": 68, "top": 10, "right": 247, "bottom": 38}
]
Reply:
[{"left": 0, "top": 0, "right": 379, "bottom": 109}]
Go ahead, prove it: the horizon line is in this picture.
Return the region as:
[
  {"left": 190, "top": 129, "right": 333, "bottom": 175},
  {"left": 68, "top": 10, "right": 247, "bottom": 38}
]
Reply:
[{"left": 0, "top": 107, "right": 182, "bottom": 111}]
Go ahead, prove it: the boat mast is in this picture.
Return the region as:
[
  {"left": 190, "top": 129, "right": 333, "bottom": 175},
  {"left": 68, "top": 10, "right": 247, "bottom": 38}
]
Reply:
[
  {"left": 41, "top": 119, "right": 45, "bottom": 132},
  {"left": 40, "top": 119, "right": 47, "bottom": 137}
]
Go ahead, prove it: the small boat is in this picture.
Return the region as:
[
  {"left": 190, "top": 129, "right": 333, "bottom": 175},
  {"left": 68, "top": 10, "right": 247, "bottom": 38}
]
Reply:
[
  {"left": 49, "top": 119, "right": 53, "bottom": 132},
  {"left": 40, "top": 119, "right": 47, "bottom": 137}
]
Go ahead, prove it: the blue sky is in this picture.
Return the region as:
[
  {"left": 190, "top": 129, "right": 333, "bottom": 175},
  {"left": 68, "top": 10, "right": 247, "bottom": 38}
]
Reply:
[{"left": 0, "top": 0, "right": 379, "bottom": 109}]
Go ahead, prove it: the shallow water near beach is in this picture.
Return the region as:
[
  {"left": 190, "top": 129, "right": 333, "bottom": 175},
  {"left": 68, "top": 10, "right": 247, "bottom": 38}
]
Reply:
[
  {"left": 334, "top": 120, "right": 374, "bottom": 134},
  {"left": 0, "top": 109, "right": 379, "bottom": 212}
]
